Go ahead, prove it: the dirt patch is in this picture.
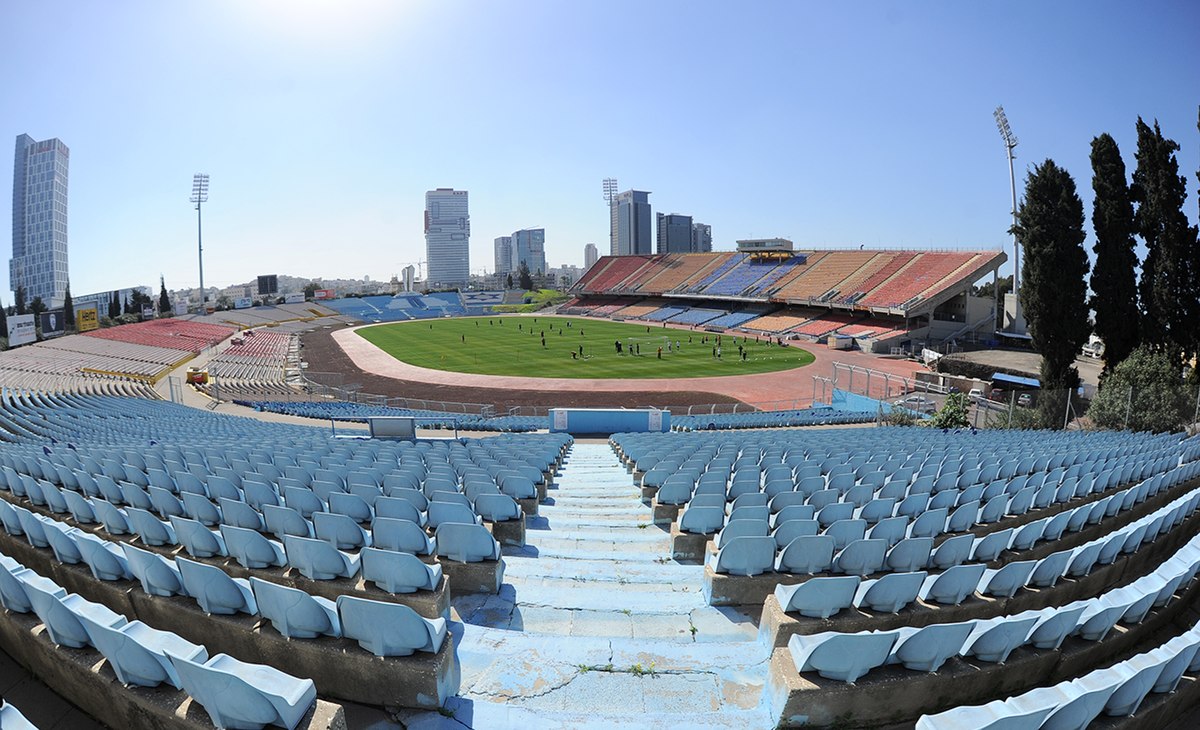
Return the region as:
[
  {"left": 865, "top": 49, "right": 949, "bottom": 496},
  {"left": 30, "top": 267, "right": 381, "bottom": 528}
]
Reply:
[{"left": 299, "top": 323, "right": 744, "bottom": 410}]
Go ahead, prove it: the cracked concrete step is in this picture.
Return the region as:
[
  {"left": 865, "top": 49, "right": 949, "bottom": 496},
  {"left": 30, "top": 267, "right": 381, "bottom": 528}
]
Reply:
[
  {"left": 514, "top": 539, "right": 672, "bottom": 562},
  {"left": 496, "top": 580, "right": 707, "bottom": 614},
  {"left": 501, "top": 553, "right": 702, "bottom": 584},
  {"left": 398, "top": 702, "right": 774, "bottom": 730}
]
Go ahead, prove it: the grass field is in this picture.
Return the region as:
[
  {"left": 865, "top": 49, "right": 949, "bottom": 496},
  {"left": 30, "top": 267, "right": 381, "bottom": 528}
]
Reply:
[{"left": 355, "top": 316, "right": 815, "bottom": 379}]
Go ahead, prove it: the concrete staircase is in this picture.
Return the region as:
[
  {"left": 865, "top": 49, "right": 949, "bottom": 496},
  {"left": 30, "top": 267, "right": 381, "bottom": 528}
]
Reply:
[{"left": 398, "top": 443, "right": 774, "bottom": 729}]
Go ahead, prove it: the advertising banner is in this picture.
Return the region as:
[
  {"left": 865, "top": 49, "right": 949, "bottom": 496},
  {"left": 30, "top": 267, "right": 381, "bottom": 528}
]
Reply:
[
  {"left": 77, "top": 306, "right": 99, "bottom": 333},
  {"left": 141, "top": 305, "right": 155, "bottom": 319},
  {"left": 313, "top": 289, "right": 335, "bottom": 300},
  {"left": 234, "top": 297, "right": 253, "bottom": 310},
  {"left": 39, "top": 310, "right": 66, "bottom": 338},
  {"left": 285, "top": 292, "right": 305, "bottom": 304},
  {"left": 6, "top": 314, "right": 36, "bottom": 346}
]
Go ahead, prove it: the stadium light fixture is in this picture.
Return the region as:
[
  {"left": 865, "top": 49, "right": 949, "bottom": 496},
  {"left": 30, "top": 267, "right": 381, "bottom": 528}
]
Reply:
[
  {"left": 190, "top": 173, "right": 209, "bottom": 308},
  {"left": 994, "top": 106, "right": 1020, "bottom": 331}
]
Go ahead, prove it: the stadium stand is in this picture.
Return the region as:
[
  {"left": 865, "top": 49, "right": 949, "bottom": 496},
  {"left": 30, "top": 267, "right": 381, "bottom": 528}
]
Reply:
[{"left": 83, "top": 319, "right": 234, "bottom": 353}]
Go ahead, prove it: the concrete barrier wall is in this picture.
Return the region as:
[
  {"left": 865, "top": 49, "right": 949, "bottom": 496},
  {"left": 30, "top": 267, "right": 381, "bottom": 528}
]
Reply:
[
  {"left": 0, "top": 599, "right": 347, "bottom": 730},
  {"left": 0, "top": 529, "right": 461, "bottom": 709}
]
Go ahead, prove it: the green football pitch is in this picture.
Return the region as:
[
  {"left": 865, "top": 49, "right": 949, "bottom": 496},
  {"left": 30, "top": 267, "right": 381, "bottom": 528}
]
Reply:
[{"left": 355, "top": 316, "right": 815, "bottom": 379}]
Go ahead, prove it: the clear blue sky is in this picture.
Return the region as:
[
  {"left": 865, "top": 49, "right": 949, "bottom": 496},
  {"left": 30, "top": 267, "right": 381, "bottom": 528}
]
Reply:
[{"left": 2, "top": 0, "right": 1197, "bottom": 301}]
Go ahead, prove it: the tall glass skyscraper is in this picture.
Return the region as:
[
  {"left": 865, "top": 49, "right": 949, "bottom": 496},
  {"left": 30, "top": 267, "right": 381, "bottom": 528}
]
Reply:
[
  {"left": 493, "top": 236, "right": 513, "bottom": 276},
  {"left": 511, "top": 228, "right": 546, "bottom": 275},
  {"left": 11, "top": 134, "right": 69, "bottom": 307},
  {"left": 424, "top": 188, "right": 470, "bottom": 288},
  {"left": 614, "top": 190, "right": 651, "bottom": 255},
  {"left": 584, "top": 243, "right": 598, "bottom": 270}
]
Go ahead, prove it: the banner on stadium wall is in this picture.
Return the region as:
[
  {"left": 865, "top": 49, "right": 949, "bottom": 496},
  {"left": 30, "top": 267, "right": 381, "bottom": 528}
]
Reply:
[
  {"left": 234, "top": 297, "right": 253, "bottom": 309},
  {"left": 285, "top": 292, "right": 305, "bottom": 304},
  {"left": 6, "top": 314, "right": 36, "bottom": 346},
  {"left": 77, "top": 306, "right": 99, "bottom": 332},
  {"left": 313, "top": 289, "right": 334, "bottom": 300},
  {"left": 39, "top": 310, "right": 66, "bottom": 338}
]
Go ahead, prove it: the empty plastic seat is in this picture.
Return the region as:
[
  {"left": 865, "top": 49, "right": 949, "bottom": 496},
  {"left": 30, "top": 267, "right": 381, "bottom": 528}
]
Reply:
[
  {"left": 834, "top": 539, "right": 887, "bottom": 577},
  {"left": 249, "top": 577, "right": 341, "bottom": 639},
  {"left": 916, "top": 700, "right": 1053, "bottom": 729},
  {"left": 474, "top": 493, "right": 522, "bottom": 523},
  {"left": 775, "top": 534, "right": 835, "bottom": 574},
  {"left": 855, "top": 571, "right": 926, "bottom": 613},
  {"left": 167, "top": 652, "right": 317, "bottom": 730},
  {"left": 890, "top": 620, "right": 975, "bottom": 672},
  {"left": 360, "top": 548, "right": 443, "bottom": 594},
  {"left": 14, "top": 507, "right": 49, "bottom": 548},
  {"left": 789, "top": 630, "right": 899, "bottom": 683},
  {"left": 312, "top": 511, "right": 371, "bottom": 550},
  {"left": 435, "top": 521, "right": 502, "bottom": 563},
  {"left": 1103, "top": 650, "right": 1173, "bottom": 717},
  {"left": 909, "top": 507, "right": 948, "bottom": 538},
  {"left": 176, "top": 557, "right": 258, "bottom": 615},
  {"left": 40, "top": 519, "right": 84, "bottom": 564},
  {"left": 148, "top": 485, "right": 185, "bottom": 519},
  {"left": 77, "top": 613, "right": 206, "bottom": 689},
  {"left": 169, "top": 515, "right": 228, "bottom": 559},
  {"left": 971, "top": 528, "right": 1014, "bottom": 563},
  {"left": 61, "top": 489, "right": 98, "bottom": 524},
  {"left": 885, "top": 537, "right": 933, "bottom": 573},
  {"left": 920, "top": 563, "right": 986, "bottom": 606},
  {"left": 930, "top": 533, "right": 974, "bottom": 570},
  {"left": 373, "top": 517, "right": 435, "bottom": 555},
  {"left": 73, "top": 531, "right": 132, "bottom": 582},
  {"left": 825, "top": 519, "right": 867, "bottom": 550},
  {"left": 981, "top": 560, "right": 1037, "bottom": 599},
  {"left": 868, "top": 516, "right": 909, "bottom": 548},
  {"left": 1028, "top": 603, "right": 1088, "bottom": 650},
  {"left": 712, "top": 535, "right": 775, "bottom": 577},
  {"left": 336, "top": 594, "right": 448, "bottom": 657},
  {"left": 965, "top": 615, "right": 1039, "bottom": 663},
  {"left": 262, "top": 504, "right": 314, "bottom": 540},
  {"left": 282, "top": 534, "right": 361, "bottom": 580},
  {"left": 774, "top": 576, "right": 860, "bottom": 618},
  {"left": 220, "top": 524, "right": 286, "bottom": 569},
  {"left": 125, "top": 507, "right": 177, "bottom": 547},
  {"left": 772, "top": 519, "right": 819, "bottom": 549},
  {"left": 716, "top": 519, "right": 770, "bottom": 549},
  {"left": 1029, "top": 549, "right": 1073, "bottom": 588},
  {"left": 121, "top": 543, "right": 187, "bottom": 597},
  {"left": 217, "top": 497, "right": 264, "bottom": 531},
  {"left": 428, "top": 501, "right": 482, "bottom": 530}
]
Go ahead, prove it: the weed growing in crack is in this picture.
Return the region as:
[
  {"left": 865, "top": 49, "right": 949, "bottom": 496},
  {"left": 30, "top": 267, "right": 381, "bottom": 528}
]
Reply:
[
  {"left": 629, "top": 662, "right": 657, "bottom": 677},
  {"left": 621, "top": 608, "right": 632, "bottom": 615},
  {"left": 690, "top": 625, "right": 698, "bottom": 636},
  {"left": 437, "top": 707, "right": 456, "bottom": 718}
]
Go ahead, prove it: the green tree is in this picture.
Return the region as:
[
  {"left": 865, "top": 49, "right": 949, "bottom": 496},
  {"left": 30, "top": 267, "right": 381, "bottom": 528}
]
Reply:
[
  {"left": 63, "top": 283, "right": 74, "bottom": 329},
  {"left": 971, "top": 275, "right": 1012, "bottom": 300},
  {"left": 927, "top": 392, "right": 971, "bottom": 429},
  {"left": 303, "top": 281, "right": 320, "bottom": 300},
  {"left": 108, "top": 291, "right": 120, "bottom": 319},
  {"left": 505, "top": 273, "right": 514, "bottom": 290},
  {"left": 1132, "top": 118, "right": 1200, "bottom": 360},
  {"left": 29, "top": 296, "right": 46, "bottom": 317},
  {"left": 14, "top": 286, "right": 26, "bottom": 315},
  {"left": 1087, "top": 345, "right": 1190, "bottom": 432},
  {"left": 159, "top": 276, "right": 171, "bottom": 315},
  {"left": 0, "top": 299, "right": 7, "bottom": 337},
  {"left": 1013, "top": 159, "right": 1091, "bottom": 428},
  {"left": 1089, "top": 133, "right": 1140, "bottom": 377},
  {"left": 517, "top": 261, "right": 533, "bottom": 291}
]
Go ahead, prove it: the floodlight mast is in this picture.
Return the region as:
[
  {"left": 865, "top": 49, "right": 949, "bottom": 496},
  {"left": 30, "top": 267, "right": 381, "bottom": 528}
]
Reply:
[
  {"left": 994, "top": 106, "right": 1020, "bottom": 331},
  {"left": 190, "top": 174, "right": 209, "bottom": 310}
]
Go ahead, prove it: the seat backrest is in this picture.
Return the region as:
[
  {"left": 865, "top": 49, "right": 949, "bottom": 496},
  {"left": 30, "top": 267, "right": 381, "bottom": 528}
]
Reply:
[
  {"left": 176, "top": 556, "right": 256, "bottom": 615},
  {"left": 713, "top": 535, "right": 775, "bottom": 577}
]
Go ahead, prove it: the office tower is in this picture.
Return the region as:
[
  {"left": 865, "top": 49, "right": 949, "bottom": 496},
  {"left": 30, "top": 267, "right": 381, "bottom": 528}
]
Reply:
[
  {"left": 494, "top": 236, "right": 513, "bottom": 275},
  {"left": 511, "top": 228, "right": 546, "bottom": 275},
  {"left": 656, "top": 213, "right": 694, "bottom": 254},
  {"left": 584, "top": 243, "right": 598, "bottom": 270},
  {"left": 615, "top": 190, "right": 652, "bottom": 255},
  {"left": 10, "top": 134, "right": 69, "bottom": 307},
  {"left": 424, "top": 188, "right": 470, "bottom": 287},
  {"left": 402, "top": 265, "right": 415, "bottom": 292},
  {"left": 692, "top": 222, "right": 713, "bottom": 253}
]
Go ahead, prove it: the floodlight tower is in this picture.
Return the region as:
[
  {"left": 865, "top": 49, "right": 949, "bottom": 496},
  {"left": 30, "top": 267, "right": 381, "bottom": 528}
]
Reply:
[
  {"left": 994, "top": 106, "right": 1020, "bottom": 330},
  {"left": 190, "top": 173, "right": 210, "bottom": 309}
]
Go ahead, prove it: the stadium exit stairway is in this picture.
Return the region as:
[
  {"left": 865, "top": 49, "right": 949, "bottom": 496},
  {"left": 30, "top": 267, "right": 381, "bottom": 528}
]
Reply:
[{"left": 398, "top": 443, "right": 774, "bottom": 729}]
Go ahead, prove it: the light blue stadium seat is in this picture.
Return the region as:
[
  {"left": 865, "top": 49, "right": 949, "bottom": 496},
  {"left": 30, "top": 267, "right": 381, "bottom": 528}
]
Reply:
[
  {"left": 712, "top": 536, "right": 775, "bottom": 577},
  {"left": 825, "top": 519, "right": 867, "bottom": 550},
  {"left": 166, "top": 652, "right": 317, "bottom": 730},
  {"left": 282, "top": 534, "right": 361, "bottom": 580},
  {"left": 181, "top": 491, "right": 221, "bottom": 526},
  {"left": 282, "top": 486, "right": 325, "bottom": 520},
  {"left": 312, "top": 511, "right": 371, "bottom": 550},
  {"left": 169, "top": 515, "right": 228, "bottom": 559},
  {"left": 39, "top": 482, "right": 69, "bottom": 513},
  {"left": 1028, "top": 603, "right": 1088, "bottom": 650},
  {"left": 885, "top": 537, "right": 933, "bottom": 573},
  {"left": 859, "top": 498, "right": 896, "bottom": 524},
  {"left": 373, "top": 496, "right": 426, "bottom": 525},
  {"left": 428, "top": 501, "right": 482, "bottom": 530},
  {"left": 1103, "top": 650, "right": 1173, "bottom": 717},
  {"left": 120, "top": 483, "right": 154, "bottom": 511},
  {"left": 1011, "top": 517, "right": 1048, "bottom": 551},
  {"left": 965, "top": 615, "right": 1039, "bottom": 663},
  {"left": 678, "top": 505, "right": 724, "bottom": 535},
  {"left": 1005, "top": 674, "right": 1120, "bottom": 730},
  {"left": 205, "top": 475, "right": 241, "bottom": 502},
  {"left": 774, "top": 504, "right": 817, "bottom": 524},
  {"left": 0, "top": 499, "right": 24, "bottom": 536},
  {"left": 772, "top": 519, "right": 819, "bottom": 549},
  {"left": 817, "top": 501, "right": 855, "bottom": 528},
  {"left": 241, "top": 480, "right": 281, "bottom": 510},
  {"left": 121, "top": 543, "right": 187, "bottom": 597},
  {"left": 775, "top": 535, "right": 834, "bottom": 574},
  {"left": 498, "top": 474, "right": 537, "bottom": 500},
  {"left": 20, "top": 572, "right": 118, "bottom": 648},
  {"left": 248, "top": 577, "right": 341, "bottom": 639},
  {"left": 73, "top": 531, "right": 132, "bottom": 581},
  {"left": 867, "top": 516, "right": 908, "bottom": 548},
  {"left": 0, "top": 559, "right": 35, "bottom": 613},
  {"left": 971, "top": 528, "right": 1014, "bottom": 563},
  {"left": 1029, "top": 549, "right": 1073, "bottom": 588},
  {"left": 328, "top": 491, "right": 373, "bottom": 523},
  {"left": 788, "top": 629, "right": 899, "bottom": 683},
  {"left": 95, "top": 475, "right": 125, "bottom": 505},
  {"left": 854, "top": 571, "right": 926, "bottom": 613},
  {"left": 915, "top": 700, "right": 1053, "bottom": 729},
  {"left": 218, "top": 497, "right": 265, "bottom": 531},
  {"left": 77, "top": 613, "right": 206, "bottom": 689},
  {"left": 769, "top": 491, "right": 808, "bottom": 513},
  {"left": 716, "top": 519, "right": 770, "bottom": 549},
  {"left": 125, "top": 507, "right": 177, "bottom": 547},
  {"left": 335, "top": 594, "right": 448, "bottom": 657},
  {"left": 40, "top": 518, "right": 84, "bottom": 564},
  {"left": 373, "top": 517, "right": 435, "bottom": 555},
  {"left": 890, "top": 619, "right": 975, "bottom": 672},
  {"left": 176, "top": 556, "right": 258, "bottom": 616},
  {"left": 262, "top": 504, "right": 314, "bottom": 540},
  {"left": 0, "top": 700, "right": 39, "bottom": 729},
  {"left": 981, "top": 560, "right": 1037, "bottom": 599},
  {"left": 930, "top": 533, "right": 974, "bottom": 570},
  {"left": 360, "top": 548, "right": 443, "bottom": 594},
  {"left": 947, "top": 500, "right": 980, "bottom": 533},
  {"left": 834, "top": 539, "right": 887, "bottom": 577},
  {"left": 772, "top": 576, "right": 859, "bottom": 614},
  {"left": 434, "top": 522, "right": 501, "bottom": 563},
  {"left": 730, "top": 505, "right": 770, "bottom": 523},
  {"left": 220, "top": 524, "right": 286, "bottom": 569},
  {"left": 909, "top": 507, "right": 948, "bottom": 539},
  {"left": 148, "top": 485, "right": 185, "bottom": 520},
  {"left": 474, "top": 493, "right": 522, "bottom": 523},
  {"left": 919, "top": 563, "right": 986, "bottom": 606},
  {"left": 14, "top": 507, "right": 49, "bottom": 547}
]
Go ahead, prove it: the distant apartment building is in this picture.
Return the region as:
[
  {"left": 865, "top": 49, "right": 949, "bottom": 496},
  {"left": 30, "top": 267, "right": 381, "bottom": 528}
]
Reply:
[
  {"left": 584, "top": 243, "right": 598, "bottom": 270},
  {"left": 402, "top": 265, "right": 415, "bottom": 292},
  {"left": 424, "top": 188, "right": 470, "bottom": 287},
  {"left": 74, "top": 286, "right": 152, "bottom": 315},
  {"left": 511, "top": 228, "right": 546, "bottom": 275},
  {"left": 656, "top": 213, "right": 694, "bottom": 254},
  {"left": 613, "top": 190, "right": 652, "bottom": 255},
  {"left": 493, "top": 236, "right": 513, "bottom": 275},
  {"left": 10, "top": 134, "right": 70, "bottom": 307},
  {"left": 692, "top": 222, "right": 712, "bottom": 252}
]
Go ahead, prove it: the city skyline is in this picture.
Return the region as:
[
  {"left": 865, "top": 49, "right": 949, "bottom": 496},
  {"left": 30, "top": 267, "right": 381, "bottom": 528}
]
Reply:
[{"left": 0, "top": 1, "right": 1197, "bottom": 303}]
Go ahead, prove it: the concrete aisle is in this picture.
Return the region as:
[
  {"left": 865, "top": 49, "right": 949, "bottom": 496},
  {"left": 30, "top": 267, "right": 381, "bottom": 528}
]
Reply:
[{"left": 398, "top": 443, "right": 773, "bottom": 729}]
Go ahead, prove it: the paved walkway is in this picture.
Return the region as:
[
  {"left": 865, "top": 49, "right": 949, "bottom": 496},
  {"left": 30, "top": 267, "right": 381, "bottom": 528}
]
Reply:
[
  {"left": 397, "top": 443, "right": 773, "bottom": 729},
  {"left": 333, "top": 315, "right": 928, "bottom": 410}
]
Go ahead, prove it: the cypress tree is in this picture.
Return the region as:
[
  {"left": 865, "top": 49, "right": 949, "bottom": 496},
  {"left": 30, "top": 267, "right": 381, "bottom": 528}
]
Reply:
[
  {"left": 63, "top": 283, "right": 74, "bottom": 329},
  {"left": 159, "top": 276, "right": 171, "bottom": 315},
  {"left": 1132, "top": 118, "right": 1200, "bottom": 360},
  {"left": 15, "top": 286, "right": 26, "bottom": 315},
  {"left": 1088, "top": 134, "right": 1140, "bottom": 377},
  {"left": 1013, "top": 159, "right": 1091, "bottom": 426}
]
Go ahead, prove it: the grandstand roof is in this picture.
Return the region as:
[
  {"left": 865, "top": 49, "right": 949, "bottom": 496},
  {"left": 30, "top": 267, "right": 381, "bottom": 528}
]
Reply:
[{"left": 572, "top": 249, "right": 1006, "bottom": 317}]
